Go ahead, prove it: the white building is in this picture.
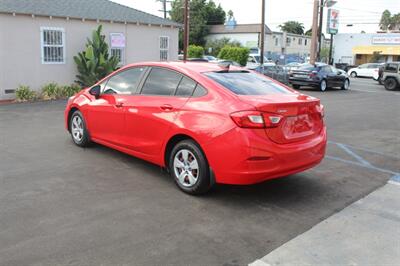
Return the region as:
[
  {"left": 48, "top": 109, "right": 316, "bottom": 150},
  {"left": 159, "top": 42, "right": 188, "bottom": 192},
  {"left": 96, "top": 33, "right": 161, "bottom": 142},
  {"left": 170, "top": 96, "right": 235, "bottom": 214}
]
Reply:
[
  {"left": 333, "top": 33, "right": 400, "bottom": 65},
  {"left": 0, "top": 0, "right": 180, "bottom": 100}
]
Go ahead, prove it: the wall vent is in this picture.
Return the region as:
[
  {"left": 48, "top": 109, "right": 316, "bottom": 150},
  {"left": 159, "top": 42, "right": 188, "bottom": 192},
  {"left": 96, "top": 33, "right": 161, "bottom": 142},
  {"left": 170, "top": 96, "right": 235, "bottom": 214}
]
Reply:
[{"left": 5, "top": 89, "right": 15, "bottom": 94}]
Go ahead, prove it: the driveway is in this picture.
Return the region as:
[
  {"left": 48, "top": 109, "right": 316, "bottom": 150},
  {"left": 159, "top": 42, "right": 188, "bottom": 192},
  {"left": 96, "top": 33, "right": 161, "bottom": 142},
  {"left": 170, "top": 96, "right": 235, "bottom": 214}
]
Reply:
[{"left": 0, "top": 78, "right": 399, "bottom": 265}]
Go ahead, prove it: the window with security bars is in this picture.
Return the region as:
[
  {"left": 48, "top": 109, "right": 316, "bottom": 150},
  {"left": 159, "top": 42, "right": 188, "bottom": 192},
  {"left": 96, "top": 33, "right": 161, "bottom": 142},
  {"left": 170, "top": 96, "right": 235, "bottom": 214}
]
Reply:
[
  {"left": 40, "top": 27, "right": 65, "bottom": 64},
  {"left": 160, "top": 36, "right": 169, "bottom": 61},
  {"left": 111, "top": 48, "right": 124, "bottom": 65}
]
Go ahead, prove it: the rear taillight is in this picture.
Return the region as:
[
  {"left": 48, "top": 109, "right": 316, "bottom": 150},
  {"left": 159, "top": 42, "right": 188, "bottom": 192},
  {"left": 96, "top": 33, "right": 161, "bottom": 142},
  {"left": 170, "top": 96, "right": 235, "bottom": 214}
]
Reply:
[
  {"left": 230, "top": 111, "right": 282, "bottom": 128},
  {"left": 309, "top": 71, "right": 318, "bottom": 78}
]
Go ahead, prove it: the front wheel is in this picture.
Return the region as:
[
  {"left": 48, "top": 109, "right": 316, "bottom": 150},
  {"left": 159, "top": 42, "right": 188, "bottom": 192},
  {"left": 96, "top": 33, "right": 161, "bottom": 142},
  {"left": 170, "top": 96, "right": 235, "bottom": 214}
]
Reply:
[
  {"left": 292, "top": 84, "right": 300, "bottom": 89},
  {"left": 341, "top": 79, "right": 350, "bottom": 90},
  {"left": 320, "top": 79, "right": 327, "bottom": 92},
  {"left": 69, "top": 110, "right": 91, "bottom": 147},
  {"left": 384, "top": 77, "right": 399, "bottom": 91},
  {"left": 350, "top": 71, "right": 357, "bottom": 78},
  {"left": 169, "top": 140, "right": 212, "bottom": 195}
]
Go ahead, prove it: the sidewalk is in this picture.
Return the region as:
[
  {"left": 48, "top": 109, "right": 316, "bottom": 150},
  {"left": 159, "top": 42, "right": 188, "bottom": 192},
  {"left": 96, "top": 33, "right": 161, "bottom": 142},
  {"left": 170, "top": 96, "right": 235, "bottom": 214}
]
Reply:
[{"left": 250, "top": 179, "right": 400, "bottom": 266}]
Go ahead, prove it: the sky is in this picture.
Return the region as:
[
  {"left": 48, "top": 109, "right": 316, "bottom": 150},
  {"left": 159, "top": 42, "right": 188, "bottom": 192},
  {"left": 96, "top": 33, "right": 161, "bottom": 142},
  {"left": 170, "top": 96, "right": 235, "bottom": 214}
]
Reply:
[{"left": 111, "top": 0, "right": 400, "bottom": 34}]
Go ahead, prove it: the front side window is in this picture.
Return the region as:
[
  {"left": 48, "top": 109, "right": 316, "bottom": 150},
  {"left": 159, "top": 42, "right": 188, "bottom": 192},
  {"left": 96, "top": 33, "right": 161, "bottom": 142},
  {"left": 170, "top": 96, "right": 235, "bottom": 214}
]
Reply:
[
  {"left": 40, "top": 27, "right": 65, "bottom": 64},
  {"left": 141, "top": 68, "right": 182, "bottom": 96},
  {"left": 103, "top": 67, "right": 146, "bottom": 95},
  {"left": 385, "top": 63, "right": 398, "bottom": 72},
  {"left": 205, "top": 71, "right": 290, "bottom": 95},
  {"left": 160, "top": 36, "right": 169, "bottom": 61}
]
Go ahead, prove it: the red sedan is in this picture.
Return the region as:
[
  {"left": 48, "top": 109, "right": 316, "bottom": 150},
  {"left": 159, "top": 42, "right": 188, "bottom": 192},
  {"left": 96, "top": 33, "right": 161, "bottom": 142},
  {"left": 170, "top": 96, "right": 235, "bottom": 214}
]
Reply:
[{"left": 65, "top": 62, "right": 326, "bottom": 194}]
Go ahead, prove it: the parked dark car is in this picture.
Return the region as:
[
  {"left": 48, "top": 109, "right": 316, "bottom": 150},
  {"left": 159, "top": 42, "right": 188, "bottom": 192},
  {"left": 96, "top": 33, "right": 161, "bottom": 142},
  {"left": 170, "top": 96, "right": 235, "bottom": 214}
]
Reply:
[
  {"left": 289, "top": 63, "right": 350, "bottom": 92},
  {"left": 262, "top": 65, "right": 289, "bottom": 85}
]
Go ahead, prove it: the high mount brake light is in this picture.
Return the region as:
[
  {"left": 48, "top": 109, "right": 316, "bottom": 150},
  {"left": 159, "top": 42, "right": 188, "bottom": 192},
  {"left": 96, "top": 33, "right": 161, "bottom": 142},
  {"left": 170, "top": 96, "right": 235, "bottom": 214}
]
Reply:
[{"left": 230, "top": 111, "right": 283, "bottom": 128}]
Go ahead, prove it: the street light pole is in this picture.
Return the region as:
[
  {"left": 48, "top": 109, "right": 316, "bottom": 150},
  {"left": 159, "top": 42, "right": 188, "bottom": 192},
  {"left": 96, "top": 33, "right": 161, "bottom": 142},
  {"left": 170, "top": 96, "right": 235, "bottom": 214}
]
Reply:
[
  {"left": 260, "top": 0, "right": 265, "bottom": 66},
  {"left": 310, "top": 0, "right": 319, "bottom": 65},
  {"left": 183, "top": 0, "right": 189, "bottom": 61}
]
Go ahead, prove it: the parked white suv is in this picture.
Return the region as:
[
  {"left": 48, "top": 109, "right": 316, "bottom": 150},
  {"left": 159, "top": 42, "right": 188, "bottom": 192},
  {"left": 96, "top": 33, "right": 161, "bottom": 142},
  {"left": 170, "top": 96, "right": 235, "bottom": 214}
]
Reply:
[{"left": 347, "top": 63, "right": 380, "bottom": 78}]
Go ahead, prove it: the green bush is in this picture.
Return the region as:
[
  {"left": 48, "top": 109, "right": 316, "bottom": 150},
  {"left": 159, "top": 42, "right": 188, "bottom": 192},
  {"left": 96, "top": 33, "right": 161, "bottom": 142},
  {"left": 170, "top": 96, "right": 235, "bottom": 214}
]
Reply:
[
  {"left": 188, "top": 45, "right": 204, "bottom": 58},
  {"left": 62, "top": 84, "right": 82, "bottom": 97},
  {"left": 41, "top": 82, "right": 62, "bottom": 100},
  {"left": 15, "top": 85, "right": 37, "bottom": 102},
  {"left": 205, "top": 37, "right": 242, "bottom": 57},
  {"left": 218, "top": 46, "right": 250, "bottom": 66}
]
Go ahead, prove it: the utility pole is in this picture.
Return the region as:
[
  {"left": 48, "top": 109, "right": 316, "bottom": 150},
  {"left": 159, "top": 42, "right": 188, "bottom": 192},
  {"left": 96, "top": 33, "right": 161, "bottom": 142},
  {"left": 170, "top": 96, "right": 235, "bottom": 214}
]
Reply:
[
  {"left": 183, "top": 0, "right": 189, "bottom": 61},
  {"left": 310, "top": 0, "right": 319, "bottom": 65},
  {"left": 260, "top": 0, "right": 265, "bottom": 66},
  {"left": 317, "top": 0, "right": 324, "bottom": 61},
  {"left": 157, "top": 0, "right": 170, "bottom": 19},
  {"left": 328, "top": 33, "right": 333, "bottom": 64}
]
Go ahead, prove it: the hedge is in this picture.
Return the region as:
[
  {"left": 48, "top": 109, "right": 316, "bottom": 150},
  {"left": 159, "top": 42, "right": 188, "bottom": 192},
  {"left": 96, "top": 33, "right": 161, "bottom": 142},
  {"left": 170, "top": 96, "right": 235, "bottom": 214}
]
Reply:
[
  {"left": 218, "top": 46, "right": 250, "bottom": 66},
  {"left": 188, "top": 45, "right": 204, "bottom": 58}
]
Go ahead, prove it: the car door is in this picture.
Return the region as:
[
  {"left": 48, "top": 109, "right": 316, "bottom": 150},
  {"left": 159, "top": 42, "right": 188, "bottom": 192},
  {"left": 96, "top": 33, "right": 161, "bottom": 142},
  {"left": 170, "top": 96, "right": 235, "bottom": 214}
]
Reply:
[
  {"left": 322, "top": 66, "right": 336, "bottom": 87},
  {"left": 357, "top": 64, "right": 369, "bottom": 76},
  {"left": 332, "top": 67, "right": 345, "bottom": 86},
  {"left": 86, "top": 67, "right": 146, "bottom": 145},
  {"left": 122, "top": 67, "right": 196, "bottom": 156},
  {"left": 367, "top": 64, "right": 378, "bottom": 77}
]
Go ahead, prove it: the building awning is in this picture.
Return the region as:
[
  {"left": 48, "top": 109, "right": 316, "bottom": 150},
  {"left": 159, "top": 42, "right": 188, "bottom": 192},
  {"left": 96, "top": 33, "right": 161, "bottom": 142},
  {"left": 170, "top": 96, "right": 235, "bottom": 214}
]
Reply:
[{"left": 352, "top": 45, "right": 400, "bottom": 55}]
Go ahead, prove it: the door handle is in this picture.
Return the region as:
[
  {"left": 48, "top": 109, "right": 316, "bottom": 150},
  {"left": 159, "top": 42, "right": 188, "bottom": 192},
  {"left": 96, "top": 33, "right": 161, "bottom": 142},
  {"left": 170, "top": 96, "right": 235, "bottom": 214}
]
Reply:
[
  {"left": 115, "top": 102, "right": 124, "bottom": 108},
  {"left": 160, "top": 104, "right": 173, "bottom": 111}
]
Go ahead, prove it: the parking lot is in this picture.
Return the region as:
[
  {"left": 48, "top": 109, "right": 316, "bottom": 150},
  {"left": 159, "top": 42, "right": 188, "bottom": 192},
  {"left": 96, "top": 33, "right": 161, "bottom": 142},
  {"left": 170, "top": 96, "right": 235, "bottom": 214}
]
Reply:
[{"left": 0, "top": 78, "right": 399, "bottom": 265}]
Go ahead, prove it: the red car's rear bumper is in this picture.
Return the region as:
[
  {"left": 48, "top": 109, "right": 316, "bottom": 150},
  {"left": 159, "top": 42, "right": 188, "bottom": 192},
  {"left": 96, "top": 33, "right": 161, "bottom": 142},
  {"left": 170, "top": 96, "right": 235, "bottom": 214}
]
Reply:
[{"left": 203, "top": 127, "right": 327, "bottom": 185}]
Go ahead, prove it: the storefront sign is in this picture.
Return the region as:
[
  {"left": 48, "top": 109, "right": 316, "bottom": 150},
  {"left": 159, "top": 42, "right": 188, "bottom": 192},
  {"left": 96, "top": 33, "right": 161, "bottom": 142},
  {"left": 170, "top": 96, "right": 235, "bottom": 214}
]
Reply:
[
  {"left": 110, "top": 33, "right": 125, "bottom": 48},
  {"left": 372, "top": 36, "right": 400, "bottom": 45},
  {"left": 327, "top": 9, "right": 339, "bottom": 35}
]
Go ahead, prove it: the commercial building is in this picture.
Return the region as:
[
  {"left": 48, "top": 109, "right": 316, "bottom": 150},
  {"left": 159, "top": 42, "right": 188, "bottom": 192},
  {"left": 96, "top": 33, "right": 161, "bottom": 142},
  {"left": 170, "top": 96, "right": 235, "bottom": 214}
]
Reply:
[
  {"left": 0, "top": 0, "right": 180, "bottom": 99},
  {"left": 206, "top": 21, "right": 330, "bottom": 63},
  {"left": 333, "top": 33, "right": 400, "bottom": 65}
]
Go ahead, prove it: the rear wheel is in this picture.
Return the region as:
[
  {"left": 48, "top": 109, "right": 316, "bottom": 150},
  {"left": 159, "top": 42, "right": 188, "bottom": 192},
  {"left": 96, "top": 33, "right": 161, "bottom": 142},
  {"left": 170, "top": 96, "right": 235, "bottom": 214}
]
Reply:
[
  {"left": 341, "top": 79, "right": 350, "bottom": 90},
  {"left": 292, "top": 84, "right": 300, "bottom": 89},
  {"left": 350, "top": 71, "right": 357, "bottom": 78},
  {"left": 69, "top": 110, "right": 91, "bottom": 147},
  {"left": 320, "top": 79, "right": 327, "bottom": 92},
  {"left": 384, "top": 77, "right": 399, "bottom": 91},
  {"left": 169, "top": 140, "right": 212, "bottom": 195}
]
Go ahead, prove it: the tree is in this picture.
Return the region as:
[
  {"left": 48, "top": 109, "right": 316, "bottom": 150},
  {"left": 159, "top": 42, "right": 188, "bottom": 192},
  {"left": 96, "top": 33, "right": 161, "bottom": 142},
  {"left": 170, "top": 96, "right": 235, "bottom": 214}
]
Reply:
[
  {"left": 305, "top": 28, "right": 312, "bottom": 36},
  {"left": 205, "top": 37, "right": 241, "bottom": 57},
  {"left": 170, "top": 0, "right": 226, "bottom": 49},
  {"left": 380, "top": 10, "right": 400, "bottom": 31},
  {"left": 73, "top": 25, "right": 119, "bottom": 87},
  {"left": 380, "top": 10, "right": 392, "bottom": 31},
  {"left": 279, "top": 21, "right": 305, "bottom": 35}
]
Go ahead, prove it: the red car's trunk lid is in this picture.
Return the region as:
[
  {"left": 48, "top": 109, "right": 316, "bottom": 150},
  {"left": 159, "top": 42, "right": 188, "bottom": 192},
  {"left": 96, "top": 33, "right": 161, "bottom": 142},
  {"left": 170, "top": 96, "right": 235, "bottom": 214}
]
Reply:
[{"left": 238, "top": 94, "right": 323, "bottom": 144}]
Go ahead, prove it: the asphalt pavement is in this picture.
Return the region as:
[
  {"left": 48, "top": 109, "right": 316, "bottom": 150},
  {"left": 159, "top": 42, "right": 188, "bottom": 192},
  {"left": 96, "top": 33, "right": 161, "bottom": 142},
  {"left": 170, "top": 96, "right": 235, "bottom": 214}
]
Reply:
[{"left": 0, "top": 77, "right": 399, "bottom": 265}]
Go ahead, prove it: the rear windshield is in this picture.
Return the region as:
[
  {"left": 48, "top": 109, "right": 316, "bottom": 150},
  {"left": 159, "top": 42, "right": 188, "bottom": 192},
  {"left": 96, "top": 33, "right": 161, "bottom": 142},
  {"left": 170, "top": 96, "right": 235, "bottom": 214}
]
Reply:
[
  {"left": 299, "top": 64, "right": 318, "bottom": 71},
  {"left": 204, "top": 71, "right": 290, "bottom": 95}
]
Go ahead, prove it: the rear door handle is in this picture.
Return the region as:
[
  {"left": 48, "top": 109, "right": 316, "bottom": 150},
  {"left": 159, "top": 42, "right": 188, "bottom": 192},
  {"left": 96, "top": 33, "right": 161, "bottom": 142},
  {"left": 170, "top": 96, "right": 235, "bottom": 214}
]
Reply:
[
  {"left": 115, "top": 102, "right": 124, "bottom": 108},
  {"left": 160, "top": 104, "right": 173, "bottom": 111}
]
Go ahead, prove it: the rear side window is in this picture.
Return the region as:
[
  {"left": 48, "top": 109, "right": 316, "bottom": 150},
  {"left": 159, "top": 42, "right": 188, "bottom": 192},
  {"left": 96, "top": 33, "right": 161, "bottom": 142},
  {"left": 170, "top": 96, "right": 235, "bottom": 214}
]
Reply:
[
  {"left": 192, "top": 84, "right": 207, "bottom": 97},
  {"left": 299, "top": 64, "right": 317, "bottom": 71},
  {"left": 205, "top": 72, "right": 290, "bottom": 95},
  {"left": 103, "top": 67, "right": 146, "bottom": 95},
  {"left": 175, "top": 76, "right": 197, "bottom": 96},
  {"left": 141, "top": 68, "right": 182, "bottom": 96}
]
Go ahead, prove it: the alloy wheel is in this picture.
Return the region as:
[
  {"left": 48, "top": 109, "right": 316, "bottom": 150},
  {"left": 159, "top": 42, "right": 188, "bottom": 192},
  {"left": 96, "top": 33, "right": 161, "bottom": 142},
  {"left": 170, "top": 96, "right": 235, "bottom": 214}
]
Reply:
[
  {"left": 320, "top": 80, "right": 327, "bottom": 91},
  {"left": 173, "top": 149, "right": 199, "bottom": 187},
  {"left": 71, "top": 115, "right": 84, "bottom": 142}
]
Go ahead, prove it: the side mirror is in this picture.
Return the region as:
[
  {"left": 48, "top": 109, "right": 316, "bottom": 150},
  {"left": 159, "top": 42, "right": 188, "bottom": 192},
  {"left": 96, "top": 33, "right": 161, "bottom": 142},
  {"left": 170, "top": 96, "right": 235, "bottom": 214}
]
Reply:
[{"left": 89, "top": 85, "right": 101, "bottom": 99}]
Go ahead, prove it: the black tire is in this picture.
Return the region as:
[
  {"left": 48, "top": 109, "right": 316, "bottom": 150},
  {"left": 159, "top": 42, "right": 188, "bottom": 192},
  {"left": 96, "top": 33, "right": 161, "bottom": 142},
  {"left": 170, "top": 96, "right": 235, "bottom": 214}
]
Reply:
[
  {"left": 69, "top": 110, "right": 91, "bottom": 147},
  {"left": 350, "top": 71, "right": 357, "bottom": 78},
  {"left": 384, "top": 77, "right": 399, "bottom": 91},
  {"left": 169, "top": 140, "right": 212, "bottom": 195},
  {"left": 378, "top": 78, "right": 383, "bottom": 85},
  {"left": 320, "top": 79, "right": 327, "bottom": 92},
  {"left": 341, "top": 79, "right": 350, "bottom": 90},
  {"left": 292, "top": 84, "right": 300, "bottom": 89}
]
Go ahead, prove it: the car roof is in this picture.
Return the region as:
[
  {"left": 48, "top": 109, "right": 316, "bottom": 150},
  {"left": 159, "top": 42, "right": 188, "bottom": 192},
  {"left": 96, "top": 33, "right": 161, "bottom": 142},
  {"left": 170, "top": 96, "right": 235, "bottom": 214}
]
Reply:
[{"left": 122, "top": 61, "right": 245, "bottom": 74}]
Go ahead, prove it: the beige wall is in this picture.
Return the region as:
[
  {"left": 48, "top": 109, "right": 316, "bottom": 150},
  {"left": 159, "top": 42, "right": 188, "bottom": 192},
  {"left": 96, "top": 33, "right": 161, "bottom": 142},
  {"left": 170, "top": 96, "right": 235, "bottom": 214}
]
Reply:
[{"left": 0, "top": 13, "right": 179, "bottom": 99}]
